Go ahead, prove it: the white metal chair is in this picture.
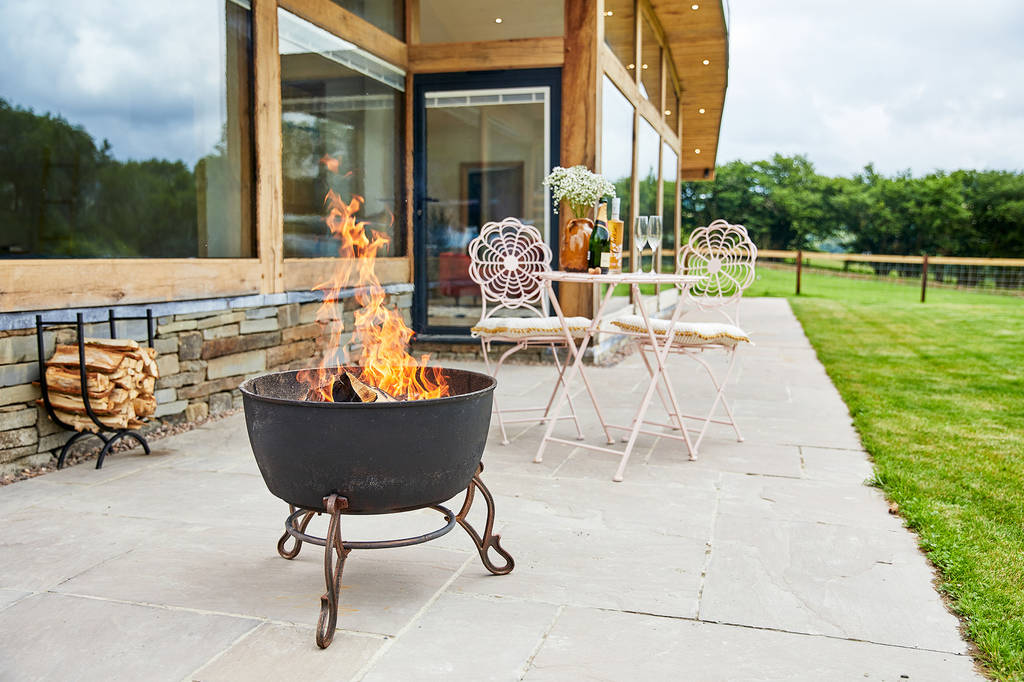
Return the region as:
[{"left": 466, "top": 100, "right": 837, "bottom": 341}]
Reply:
[
  {"left": 468, "top": 217, "right": 594, "bottom": 445},
  {"left": 611, "top": 219, "right": 758, "bottom": 457}
]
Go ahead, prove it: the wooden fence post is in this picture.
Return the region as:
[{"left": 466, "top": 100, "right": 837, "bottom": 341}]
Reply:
[
  {"left": 921, "top": 254, "right": 929, "bottom": 303},
  {"left": 795, "top": 250, "right": 803, "bottom": 295}
]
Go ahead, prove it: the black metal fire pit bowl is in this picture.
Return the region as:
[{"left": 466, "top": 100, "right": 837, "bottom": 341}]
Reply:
[{"left": 240, "top": 367, "right": 514, "bottom": 648}]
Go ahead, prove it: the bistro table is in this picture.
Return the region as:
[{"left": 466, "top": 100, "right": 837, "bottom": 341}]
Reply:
[{"left": 535, "top": 270, "right": 705, "bottom": 481}]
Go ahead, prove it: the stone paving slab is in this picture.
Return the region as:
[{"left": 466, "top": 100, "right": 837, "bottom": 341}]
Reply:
[
  {"left": 0, "top": 299, "right": 981, "bottom": 680},
  {"left": 527, "top": 606, "right": 978, "bottom": 682}
]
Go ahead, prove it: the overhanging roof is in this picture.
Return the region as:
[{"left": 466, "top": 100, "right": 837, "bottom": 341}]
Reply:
[{"left": 651, "top": 0, "right": 728, "bottom": 180}]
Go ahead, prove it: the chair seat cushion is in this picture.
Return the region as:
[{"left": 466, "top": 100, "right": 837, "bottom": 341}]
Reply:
[
  {"left": 610, "top": 315, "right": 751, "bottom": 347},
  {"left": 472, "top": 316, "right": 591, "bottom": 339}
]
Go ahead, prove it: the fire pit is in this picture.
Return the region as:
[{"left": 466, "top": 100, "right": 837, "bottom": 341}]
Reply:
[{"left": 240, "top": 366, "right": 514, "bottom": 648}]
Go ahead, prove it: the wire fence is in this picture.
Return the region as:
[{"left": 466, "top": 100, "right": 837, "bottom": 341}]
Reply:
[{"left": 758, "top": 250, "right": 1024, "bottom": 300}]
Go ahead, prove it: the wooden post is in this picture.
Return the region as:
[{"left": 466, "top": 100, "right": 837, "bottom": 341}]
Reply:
[
  {"left": 795, "top": 250, "right": 802, "bottom": 295},
  {"left": 921, "top": 254, "right": 929, "bottom": 303},
  {"left": 558, "top": 0, "right": 601, "bottom": 318}
]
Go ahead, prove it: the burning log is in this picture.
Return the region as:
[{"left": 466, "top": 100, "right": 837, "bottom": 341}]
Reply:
[
  {"left": 307, "top": 370, "right": 398, "bottom": 403},
  {"left": 38, "top": 338, "right": 160, "bottom": 432}
]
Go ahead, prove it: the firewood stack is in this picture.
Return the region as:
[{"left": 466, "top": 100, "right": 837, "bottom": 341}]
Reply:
[{"left": 38, "top": 338, "right": 160, "bottom": 432}]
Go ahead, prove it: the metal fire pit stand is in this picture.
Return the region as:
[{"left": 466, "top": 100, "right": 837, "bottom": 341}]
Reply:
[
  {"left": 276, "top": 463, "right": 514, "bottom": 648},
  {"left": 35, "top": 310, "right": 155, "bottom": 469}
]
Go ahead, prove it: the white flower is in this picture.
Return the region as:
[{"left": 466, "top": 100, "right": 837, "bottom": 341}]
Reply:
[{"left": 543, "top": 166, "right": 616, "bottom": 218}]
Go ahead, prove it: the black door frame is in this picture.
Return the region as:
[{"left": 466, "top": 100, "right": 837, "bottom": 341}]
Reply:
[{"left": 412, "top": 68, "right": 562, "bottom": 337}]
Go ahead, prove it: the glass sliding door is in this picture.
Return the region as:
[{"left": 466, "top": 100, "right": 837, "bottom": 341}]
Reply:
[{"left": 413, "top": 70, "right": 560, "bottom": 334}]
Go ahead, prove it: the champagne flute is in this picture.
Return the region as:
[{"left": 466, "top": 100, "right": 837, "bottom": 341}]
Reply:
[
  {"left": 634, "top": 216, "right": 650, "bottom": 273},
  {"left": 648, "top": 216, "right": 663, "bottom": 273}
]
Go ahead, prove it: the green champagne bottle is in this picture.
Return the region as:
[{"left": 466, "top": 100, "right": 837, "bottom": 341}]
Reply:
[{"left": 588, "top": 199, "right": 611, "bottom": 273}]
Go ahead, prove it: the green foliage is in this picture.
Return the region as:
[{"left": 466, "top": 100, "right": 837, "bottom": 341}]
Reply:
[
  {"left": 681, "top": 154, "right": 1024, "bottom": 257},
  {"left": 0, "top": 98, "right": 202, "bottom": 257}
]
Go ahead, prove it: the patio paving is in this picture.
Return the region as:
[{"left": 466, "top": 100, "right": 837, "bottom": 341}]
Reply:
[{"left": 0, "top": 298, "right": 980, "bottom": 680}]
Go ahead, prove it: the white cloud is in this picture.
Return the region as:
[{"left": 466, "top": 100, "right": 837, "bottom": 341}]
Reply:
[{"left": 718, "top": 0, "right": 1024, "bottom": 176}]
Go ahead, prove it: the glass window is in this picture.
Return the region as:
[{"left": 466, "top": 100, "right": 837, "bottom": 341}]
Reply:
[
  {"left": 662, "top": 142, "right": 678, "bottom": 257},
  {"left": 419, "top": 0, "right": 563, "bottom": 43},
  {"left": 665, "top": 86, "right": 679, "bottom": 135},
  {"left": 639, "top": 15, "right": 661, "bottom": 105},
  {"left": 279, "top": 9, "right": 405, "bottom": 257},
  {"left": 329, "top": 0, "right": 404, "bottom": 40},
  {"left": 637, "top": 117, "right": 659, "bottom": 219},
  {"left": 423, "top": 87, "right": 550, "bottom": 329},
  {"left": 601, "top": 77, "right": 634, "bottom": 251},
  {"left": 0, "top": 0, "right": 254, "bottom": 259},
  {"left": 603, "top": 0, "right": 635, "bottom": 70}
]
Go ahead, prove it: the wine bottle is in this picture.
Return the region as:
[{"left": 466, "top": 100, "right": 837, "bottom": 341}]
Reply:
[
  {"left": 608, "top": 197, "right": 624, "bottom": 273},
  {"left": 588, "top": 199, "right": 611, "bottom": 273}
]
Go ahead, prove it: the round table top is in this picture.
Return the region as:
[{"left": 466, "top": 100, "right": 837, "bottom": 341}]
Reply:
[{"left": 538, "top": 270, "right": 705, "bottom": 284}]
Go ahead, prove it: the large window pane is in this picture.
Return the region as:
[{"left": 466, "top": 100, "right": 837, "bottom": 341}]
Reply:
[
  {"left": 637, "top": 116, "right": 659, "bottom": 219},
  {"left": 665, "top": 86, "right": 679, "bottom": 135},
  {"left": 662, "top": 143, "right": 678, "bottom": 260},
  {"left": 0, "top": 0, "right": 254, "bottom": 259},
  {"left": 602, "top": 77, "right": 634, "bottom": 253},
  {"left": 603, "top": 0, "right": 635, "bottom": 70},
  {"left": 639, "top": 15, "right": 661, "bottom": 105},
  {"left": 419, "top": 0, "right": 563, "bottom": 43},
  {"left": 279, "top": 9, "right": 405, "bottom": 257},
  {"left": 329, "top": 0, "right": 404, "bottom": 40}
]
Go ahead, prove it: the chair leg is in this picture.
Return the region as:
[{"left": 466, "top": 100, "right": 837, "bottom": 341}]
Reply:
[
  {"left": 480, "top": 339, "right": 511, "bottom": 446},
  {"left": 639, "top": 345, "right": 678, "bottom": 428},
  {"left": 491, "top": 341, "right": 527, "bottom": 446},
  {"left": 688, "top": 348, "right": 743, "bottom": 452},
  {"left": 546, "top": 344, "right": 585, "bottom": 440}
]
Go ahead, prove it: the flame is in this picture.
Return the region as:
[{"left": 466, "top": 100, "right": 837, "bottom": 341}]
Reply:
[{"left": 298, "top": 155, "right": 449, "bottom": 402}]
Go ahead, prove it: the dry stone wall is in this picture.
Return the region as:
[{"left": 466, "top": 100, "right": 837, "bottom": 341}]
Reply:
[{"left": 0, "top": 286, "right": 413, "bottom": 474}]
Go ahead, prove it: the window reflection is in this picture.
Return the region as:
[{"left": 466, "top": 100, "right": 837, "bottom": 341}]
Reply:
[
  {"left": 601, "top": 77, "right": 634, "bottom": 251},
  {"left": 603, "top": 0, "right": 635, "bottom": 69},
  {"left": 662, "top": 143, "right": 678, "bottom": 256},
  {"left": 0, "top": 0, "right": 254, "bottom": 258},
  {"left": 637, "top": 116, "right": 659, "bottom": 219},
  {"left": 329, "top": 0, "right": 404, "bottom": 40},
  {"left": 279, "top": 9, "right": 405, "bottom": 258},
  {"left": 639, "top": 15, "right": 661, "bottom": 104}
]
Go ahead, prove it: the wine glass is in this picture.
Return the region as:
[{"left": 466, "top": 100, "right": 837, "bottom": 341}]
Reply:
[
  {"left": 634, "top": 216, "right": 650, "bottom": 273},
  {"left": 648, "top": 216, "right": 663, "bottom": 273}
]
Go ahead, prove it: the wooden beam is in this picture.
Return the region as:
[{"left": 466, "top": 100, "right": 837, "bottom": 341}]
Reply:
[
  {"left": 283, "top": 257, "right": 411, "bottom": 291},
  {"left": 1, "top": 260, "right": 264, "bottom": 312},
  {"left": 253, "top": 0, "right": 284, "bottom": 294},
  {"left": 559, "top": 0, "right": 602, "bottom": 318},
  {"left": 279, "top": 0, "right": 408, "bottom": 68},
  {"left": 408, "top": 37, "right": 564, "bottom": 73}
]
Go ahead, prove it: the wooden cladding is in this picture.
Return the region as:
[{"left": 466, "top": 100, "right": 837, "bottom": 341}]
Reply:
[{"left": 408, "top": 37, "right": 564, "bottom": 73}]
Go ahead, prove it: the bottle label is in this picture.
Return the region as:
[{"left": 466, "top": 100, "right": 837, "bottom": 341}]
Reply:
[{"left": 600, "top": 252, "right": 611, "bottom": 268}]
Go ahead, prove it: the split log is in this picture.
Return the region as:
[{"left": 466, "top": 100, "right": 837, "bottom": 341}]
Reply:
[
  {"left": 85, "top": 337, "right": 140, "bottom": 352},
  {"left": 42, "top": 337, "right": 160, "bottom": 432},
  {"left": 133, "top": 395, "right": 157, "bottom": 417},
  {"left": 48, "top": 344, "right": 139, "bottom": 373},
  {"left": 44, "top": 366, "right": 113, "bottom": 396}
]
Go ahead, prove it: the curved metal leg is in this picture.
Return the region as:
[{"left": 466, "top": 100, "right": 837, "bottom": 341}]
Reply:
[
  {"left": 278, "top": 504, "right": 316, "bottom": 559},
  {"left": 56, "top": 430, "right": 94, "bottom": 469},
  {"left": 316, "top": 494, "right": 350, "bottom": 649},
  {"left": 455, "top": 464, "right": 514, "bottom": 575}
]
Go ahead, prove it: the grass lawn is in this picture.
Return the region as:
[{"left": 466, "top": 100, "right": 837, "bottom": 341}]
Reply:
[{"left": 749, "top": 267, "right": 1024, "bottom": 679}]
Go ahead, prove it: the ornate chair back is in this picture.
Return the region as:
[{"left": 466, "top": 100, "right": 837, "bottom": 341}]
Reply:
[
  {"left": 678, "top": 219, "right": 758, "bottom": 327},
  {"left": 468, "top": 218, "right": 553, "bottom": 324}
]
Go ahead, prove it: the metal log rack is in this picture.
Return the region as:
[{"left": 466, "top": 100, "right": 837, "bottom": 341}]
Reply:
[{"left": 35, "top": 309, "right": 155, "bottom": 469}]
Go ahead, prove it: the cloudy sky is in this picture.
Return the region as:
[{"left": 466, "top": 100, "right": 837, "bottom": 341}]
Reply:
[{"left": 718, "top": 0, "right": 1024, "bottom": 177}]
